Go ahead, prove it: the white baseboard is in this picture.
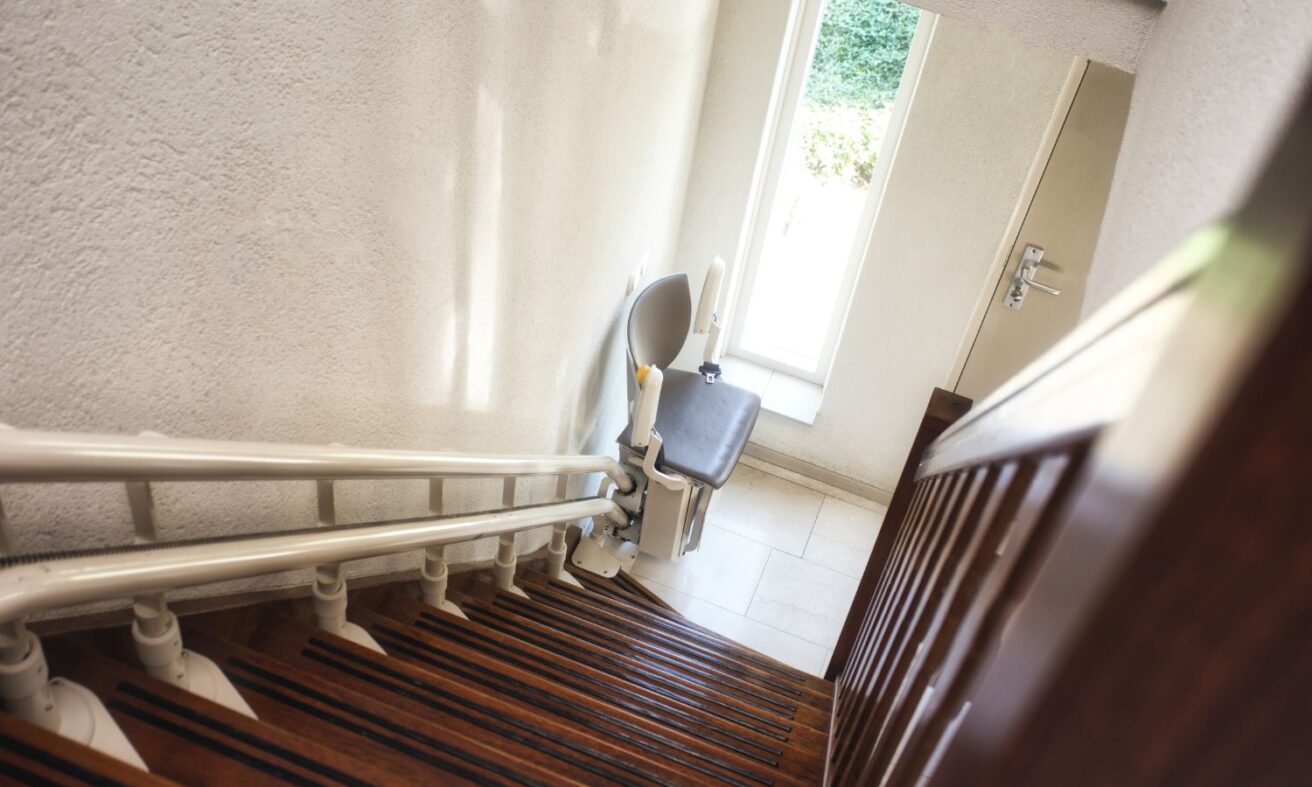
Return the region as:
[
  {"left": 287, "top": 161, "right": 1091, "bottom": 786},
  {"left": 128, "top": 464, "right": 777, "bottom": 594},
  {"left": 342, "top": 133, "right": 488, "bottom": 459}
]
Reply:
[{"left": 741, "top": 443, "right": 893, "bottom": 507}]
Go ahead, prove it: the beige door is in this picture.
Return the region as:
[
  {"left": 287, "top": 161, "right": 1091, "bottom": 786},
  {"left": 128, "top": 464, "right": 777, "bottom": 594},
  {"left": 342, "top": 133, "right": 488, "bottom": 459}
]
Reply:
[{"left": 955, "top": 62, "right": 1135, "bottom": 402}]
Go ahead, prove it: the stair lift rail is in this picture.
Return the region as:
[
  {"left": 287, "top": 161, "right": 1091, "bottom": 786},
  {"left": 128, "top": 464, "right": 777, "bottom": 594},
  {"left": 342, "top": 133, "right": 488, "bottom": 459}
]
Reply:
[
  {"left": 0, "top": 425, "right": 634, "bottom": 764},
  {"left": 0, "top": 496, "right": 627, "bottom": 625},
  {"left": 0, "top": 428, "right": 634, "bottom": 488}
]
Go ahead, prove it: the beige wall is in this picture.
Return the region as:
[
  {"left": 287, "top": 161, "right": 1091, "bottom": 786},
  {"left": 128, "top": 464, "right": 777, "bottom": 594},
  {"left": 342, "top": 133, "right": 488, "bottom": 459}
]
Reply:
[
  {"left": 747, "top": 17, "right": 1076, "bottom": 493},
  {"left": 1083, "top": 0, "right": 1312, "bottom": 313},
  {"left": 915, "top": 0, "right": 1156, "bottom": 73},
  {"left": 0, "top": 0, "right": 717, "bottom": 599}
]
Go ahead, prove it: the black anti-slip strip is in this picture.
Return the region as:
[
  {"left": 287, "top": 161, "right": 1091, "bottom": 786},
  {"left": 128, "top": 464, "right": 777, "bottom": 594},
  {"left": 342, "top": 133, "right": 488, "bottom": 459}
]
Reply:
[
  {"left": 369, "top": 625, "right": 771, "bottom": 787},
  {"left": 463, "top": 604, "right": 796, "bottom": 736},
  {"left": 0, "top": 761, "right": 60, "bottom": 787},
  {"left": 528, "top": 589, "right": 805, "bottom": 696},
  {"left": 494, "top": 597, "right": 801, "bottom": 717},
  {"left": 223, "top": 665, "right": 509, "bottom": 787},
  {"left": 504, "top": 591, "right": 803, "bottom": 701},
  {"left": 544, "top": 584, "right": 809, "bottom": 685},
  {"left": 413, "top": 612, "right": 784, "bottom": 763},
  {"left": 416, "top": 613, "right": 785, "bottom": 757},
  {"left": 300, "top": 639, "right": 660, "bottom": 787},
  {"left": 106, "top": 698, "right": 326, "bottom": 786},
  {"left": 0, "top": 732, "right": 122, "bottom": 786},
  {"left": 115, "top": 682, "right": 369, "bottom": 786}
]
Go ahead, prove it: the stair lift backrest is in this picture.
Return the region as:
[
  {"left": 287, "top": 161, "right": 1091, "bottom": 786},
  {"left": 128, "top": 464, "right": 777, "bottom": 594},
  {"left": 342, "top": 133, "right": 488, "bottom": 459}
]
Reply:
[{"left": 627, "top": 273, "right": 692, "bottom": 372}]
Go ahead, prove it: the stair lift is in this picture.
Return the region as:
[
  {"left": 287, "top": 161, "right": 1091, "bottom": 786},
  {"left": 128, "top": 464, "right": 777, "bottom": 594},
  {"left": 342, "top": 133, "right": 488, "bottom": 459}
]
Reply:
[{"left": 573, "top": 258, "right": 762, "bottom": 577}]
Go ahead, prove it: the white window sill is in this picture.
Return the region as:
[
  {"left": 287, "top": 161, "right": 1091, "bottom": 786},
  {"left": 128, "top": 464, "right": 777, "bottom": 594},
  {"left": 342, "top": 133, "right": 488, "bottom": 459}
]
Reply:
[{"left": 720, "top": 355, "right": 823, "bottom": 425}]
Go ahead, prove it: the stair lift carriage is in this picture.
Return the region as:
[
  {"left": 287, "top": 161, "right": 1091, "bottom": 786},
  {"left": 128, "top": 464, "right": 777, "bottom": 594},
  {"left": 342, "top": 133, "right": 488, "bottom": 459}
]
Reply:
[{"left": 573, "top": 258, "right": 762, "bottom": 577}]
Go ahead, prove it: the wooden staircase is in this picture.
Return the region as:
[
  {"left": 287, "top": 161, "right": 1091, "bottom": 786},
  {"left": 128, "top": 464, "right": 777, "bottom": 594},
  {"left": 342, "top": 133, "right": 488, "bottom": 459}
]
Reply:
[
  {"left": 9, "top": 568, "right": 831, "bottom": 786},
  {"left": 6, "top": 92, "right": 1311, "bottom": 783}
]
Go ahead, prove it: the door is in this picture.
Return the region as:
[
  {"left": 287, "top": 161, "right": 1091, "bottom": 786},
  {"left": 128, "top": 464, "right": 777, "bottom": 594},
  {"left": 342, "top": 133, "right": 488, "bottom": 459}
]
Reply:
[{"left": 955, "top": 61, "right": 1134, "bottom": 401}]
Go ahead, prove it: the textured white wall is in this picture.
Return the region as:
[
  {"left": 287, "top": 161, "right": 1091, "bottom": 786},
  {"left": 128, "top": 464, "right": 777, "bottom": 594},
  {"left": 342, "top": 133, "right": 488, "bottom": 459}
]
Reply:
[
  {"left": 916, "top": 0, "right": 1159, "bottom": 73},
  {"left": 0, "top": 0, "right": 717, "bottom": 601},
  {"left": 749, "top": 18, "right": 1075, "bottom": 493},
  {"left": 1083, "top": 0, "right": 1312, "bottom": 313}
]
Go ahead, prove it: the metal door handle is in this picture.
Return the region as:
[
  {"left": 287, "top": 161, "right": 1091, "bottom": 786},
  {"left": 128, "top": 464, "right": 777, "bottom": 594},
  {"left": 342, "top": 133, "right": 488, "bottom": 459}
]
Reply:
[
  {"left": 1021, "top": 271, "right": 1061, "bottom": 296},
  {"left": 1005, "top": 244, "right": 1063, "bottom": 309}
]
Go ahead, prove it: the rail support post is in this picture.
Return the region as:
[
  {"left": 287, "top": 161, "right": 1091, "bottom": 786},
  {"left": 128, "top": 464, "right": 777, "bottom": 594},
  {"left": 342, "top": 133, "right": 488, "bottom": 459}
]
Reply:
[
  {"left": 312, "top": 479, "right": 385, "bottom": 653},
  {"left": 0, "top": 620, "right": 145, "bottom": 768},
  {"left": 546, "top": 474, "right": 584, "bottom": 587},
  {"left": 493, "top": 478, "right": 529, "bottom": 597},
  {"left": 418, "top": 479, "right": 469, "bottom": 618}
]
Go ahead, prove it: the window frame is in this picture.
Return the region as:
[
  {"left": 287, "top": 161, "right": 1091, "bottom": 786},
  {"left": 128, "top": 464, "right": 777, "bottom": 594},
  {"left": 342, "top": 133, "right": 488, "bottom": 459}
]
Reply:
[{"left": 726, "top": 5, "right": 936, "bottom": 387}]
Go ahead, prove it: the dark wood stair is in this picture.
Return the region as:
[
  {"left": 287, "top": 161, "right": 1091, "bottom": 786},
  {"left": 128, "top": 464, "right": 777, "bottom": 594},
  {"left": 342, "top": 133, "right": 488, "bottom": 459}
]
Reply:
[
  {"left": 2, "top": 566, "right": 831, "bottom": 785},
  {"left": 41, "top": 639, "right": 397, "bottom": 787},
  {"left": 0, "top": 710, "right": 175, "bottom": 787}
]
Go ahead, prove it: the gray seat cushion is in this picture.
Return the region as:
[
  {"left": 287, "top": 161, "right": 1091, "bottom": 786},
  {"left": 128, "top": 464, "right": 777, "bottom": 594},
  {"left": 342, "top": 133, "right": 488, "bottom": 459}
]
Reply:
[{"left": 618, "top": 369, "right": 761, "bottom": 489}]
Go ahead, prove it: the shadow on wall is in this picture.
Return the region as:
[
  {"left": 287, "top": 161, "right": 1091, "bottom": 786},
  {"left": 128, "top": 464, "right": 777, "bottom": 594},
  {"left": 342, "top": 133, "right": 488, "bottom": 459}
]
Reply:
[{"left": 0, "top": 0, "right": 717, "bottom": 610}]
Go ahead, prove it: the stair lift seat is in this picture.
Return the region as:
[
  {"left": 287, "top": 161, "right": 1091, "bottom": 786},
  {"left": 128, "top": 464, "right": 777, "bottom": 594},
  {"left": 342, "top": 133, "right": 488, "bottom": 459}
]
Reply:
[
  {"left": 607, "top": 269, "right": 760, "bottom": 564},
  {"left": 617, "top": 368, "right": 759, "bottom": 489}
]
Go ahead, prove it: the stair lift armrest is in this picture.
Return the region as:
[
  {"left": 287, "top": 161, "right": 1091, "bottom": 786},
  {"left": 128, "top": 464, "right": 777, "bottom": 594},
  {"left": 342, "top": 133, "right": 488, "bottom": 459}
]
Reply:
[
  {"left": 631, "top": 366, "right": 663, "bottom": 450},
  {"left": 694, "top": 256, "right": 726, "bottom": 380},
  {"left": 630, "top": 370, "right": 686, "bottom": 491}
]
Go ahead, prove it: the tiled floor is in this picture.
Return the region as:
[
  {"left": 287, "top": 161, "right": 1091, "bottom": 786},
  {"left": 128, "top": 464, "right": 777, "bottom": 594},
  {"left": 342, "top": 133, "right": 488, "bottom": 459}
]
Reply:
[{"left": 632, "top": 461, "right": 886, "bottom": 678}]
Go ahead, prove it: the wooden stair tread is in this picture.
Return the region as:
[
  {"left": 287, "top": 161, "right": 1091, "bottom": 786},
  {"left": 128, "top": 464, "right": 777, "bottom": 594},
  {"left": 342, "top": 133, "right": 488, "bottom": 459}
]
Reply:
[
  {"left": 344, "top": 603, "right": 804, "bottom": 786},
  {"left": 450, "top": 586, "right": 832, "bottom": 734},
  {"left": 0, "top": 711, "right": 174, "bottom": 787},
  {"left": 571, "top": 569, "right": 678, "bottom": 613},
  {"left": 366, "top": 586, "right": 829, "bottom": 759},
  {"left": 205, "top": 605, "right": 701, "bottom": 786},
  {"left": 446, "top": 588, "right": 829, "bottom": 735},
  {"left": 43, "top": 639, "right": 395, "bottom": 787},
  {"left": 569, "top": 570, "right": 807, "bottom": 676},
  {"left": 522, "top": 570, "right": 833, "bottom": 700},
  {"left": 356, "top": 590, "right": 826, "bottom": 783},
  {"left": 453, "top": 585, "right": 829, "bottom": 729},
  {"left": 181, "top": 628, "right": 579, "bottom": 786}
]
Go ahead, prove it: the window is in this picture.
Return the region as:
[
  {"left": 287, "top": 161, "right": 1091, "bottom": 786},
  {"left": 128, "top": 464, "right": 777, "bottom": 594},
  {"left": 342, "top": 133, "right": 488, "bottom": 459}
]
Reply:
[{"left": 729, "top": 0, "right": 925, "bottom": 384}]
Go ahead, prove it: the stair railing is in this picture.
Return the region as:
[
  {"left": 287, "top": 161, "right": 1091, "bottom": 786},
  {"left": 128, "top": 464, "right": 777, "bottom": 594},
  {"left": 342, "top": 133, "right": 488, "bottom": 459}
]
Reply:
[{"left": 0, "top": 425, "right": 634, "bottom": 756}]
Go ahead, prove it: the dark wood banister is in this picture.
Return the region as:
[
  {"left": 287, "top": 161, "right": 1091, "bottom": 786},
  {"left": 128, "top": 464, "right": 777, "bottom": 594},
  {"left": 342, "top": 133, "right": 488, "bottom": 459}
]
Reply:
[{"left": 825, "top": 387, "right": 970, "bottom": 682}]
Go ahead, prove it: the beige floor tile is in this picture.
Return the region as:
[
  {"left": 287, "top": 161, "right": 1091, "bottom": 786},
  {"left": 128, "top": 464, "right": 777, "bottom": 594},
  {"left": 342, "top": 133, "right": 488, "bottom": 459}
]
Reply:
[
  {"left": 680, "top": 598, "right": 831, "bottom": 677},
  {"left": 803, "top": 497, "right": 885, "bottom": 578},
  {"left": 633, "top": 576, "right": 696, "bottom": 615},
  {"left": 631, "top": 524, "right": 771, "bottom": 614},
  {"left": 747, "top": 551, "right": 860, "bottom": 647},
  {"left": 710, "top": 463, "right": 823, "bottom": 556}
]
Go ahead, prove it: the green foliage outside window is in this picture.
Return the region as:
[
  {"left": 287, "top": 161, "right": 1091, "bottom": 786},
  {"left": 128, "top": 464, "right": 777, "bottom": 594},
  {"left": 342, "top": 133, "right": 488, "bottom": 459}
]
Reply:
[{"left": 800, "top": 0, "right": 919, "bottom": 187}]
